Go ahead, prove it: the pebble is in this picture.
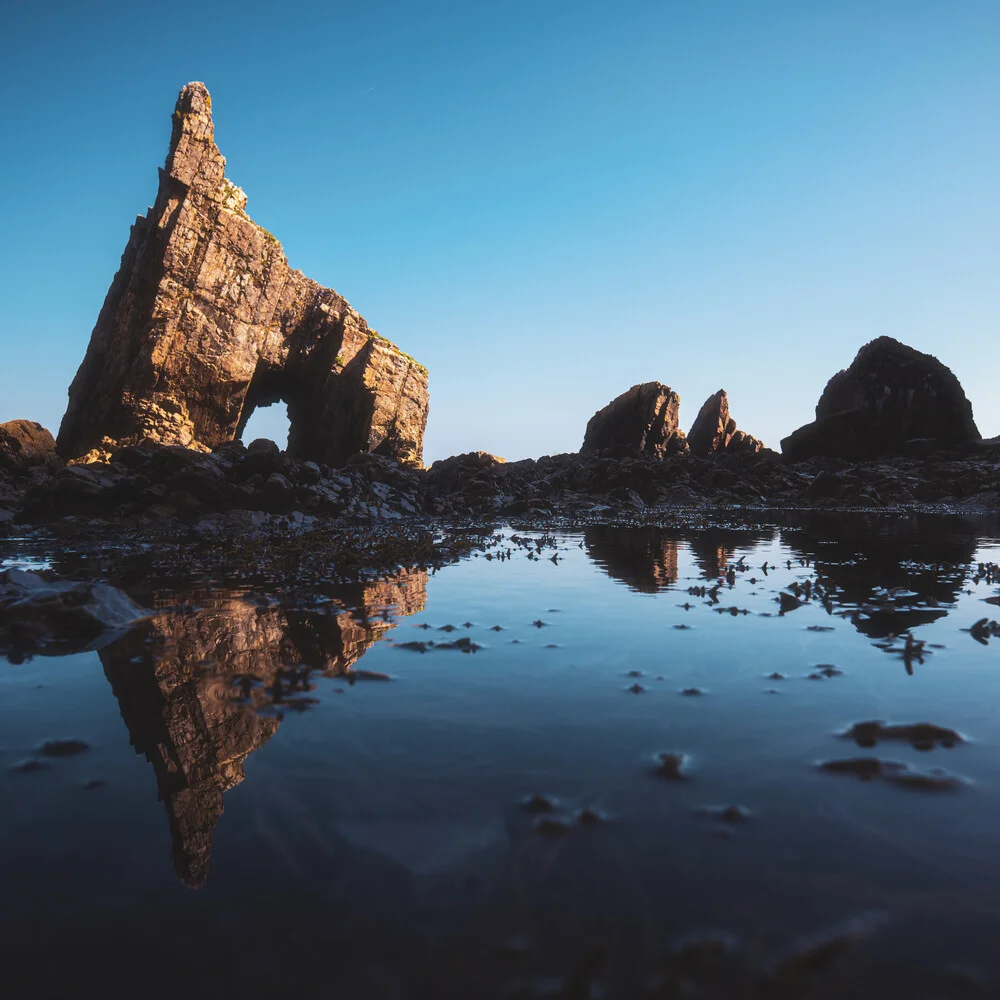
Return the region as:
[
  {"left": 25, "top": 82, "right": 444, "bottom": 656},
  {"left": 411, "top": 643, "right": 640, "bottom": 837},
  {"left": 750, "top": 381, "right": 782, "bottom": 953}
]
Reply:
[{"left": 36, "top": 739, "right": 90, "bottom": 757}]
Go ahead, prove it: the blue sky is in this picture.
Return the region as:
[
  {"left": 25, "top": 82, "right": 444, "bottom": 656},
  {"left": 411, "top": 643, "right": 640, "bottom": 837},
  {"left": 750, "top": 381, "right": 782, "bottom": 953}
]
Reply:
[{"left": 1, "top": 1, "right": 997, "bottom": 462}]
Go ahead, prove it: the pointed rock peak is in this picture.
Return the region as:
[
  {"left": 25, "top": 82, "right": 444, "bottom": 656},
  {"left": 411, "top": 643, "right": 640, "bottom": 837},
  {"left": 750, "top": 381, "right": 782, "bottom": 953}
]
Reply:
[
  {"left": 176, "top": 81, "right": 212, "bottom": 117},
  {"left": 165, "top": 81, "right": 224, "bottom": 190},
  {"left": 688, "top": 388, "right": 764, "bottom": 456}
]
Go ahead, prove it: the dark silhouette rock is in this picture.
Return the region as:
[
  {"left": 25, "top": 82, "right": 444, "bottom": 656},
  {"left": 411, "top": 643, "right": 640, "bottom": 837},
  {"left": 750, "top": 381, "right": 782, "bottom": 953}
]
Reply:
[
  {"left": 581, "top": 382, "right": 687, "bottom": 456},
  {"left": 687, "top": 390, "right": 764, "bottom": 456},
  {"left": 0, "top": 420, "right": 61, "bottom": 473},
  {"left": 57, "top": 82, "right": 428, "bottom": 468},
  {"left": 781, "top": 337, "right": 980, "bottom": 462}
]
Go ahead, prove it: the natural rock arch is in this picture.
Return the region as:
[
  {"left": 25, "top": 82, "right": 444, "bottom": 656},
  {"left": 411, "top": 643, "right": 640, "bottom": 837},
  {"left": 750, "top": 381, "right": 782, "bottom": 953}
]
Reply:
[{"left": 57, "top": 82, "right": 429, "bottom": 467}]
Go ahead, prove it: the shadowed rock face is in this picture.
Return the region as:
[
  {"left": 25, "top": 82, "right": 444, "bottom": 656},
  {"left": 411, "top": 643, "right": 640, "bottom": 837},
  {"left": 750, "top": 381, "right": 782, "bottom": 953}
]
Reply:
[
  {"left": 781, "top": 337, "right": 980, "bottom": 462},
  {"left": 57, "top": 82, "right": 428, "bottom": 468},
  {"left": 100, "top": 571, "right": 427, "bottom": 887},
  {"left": 581, "top": 383, "right": 687, "bottom": 456},
  {"left": 687, "top": 390, "right": 764, "bottom": 456}
]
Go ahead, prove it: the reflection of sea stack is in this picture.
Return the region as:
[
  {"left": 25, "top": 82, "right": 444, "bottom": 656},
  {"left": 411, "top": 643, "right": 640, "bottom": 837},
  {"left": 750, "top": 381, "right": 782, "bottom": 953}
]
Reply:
[
  {"left": 100, "top": 571, "right": 426, "bottom": 887},
  {"left": 584, "top": 527, "right": 680, "bottom": 592}
]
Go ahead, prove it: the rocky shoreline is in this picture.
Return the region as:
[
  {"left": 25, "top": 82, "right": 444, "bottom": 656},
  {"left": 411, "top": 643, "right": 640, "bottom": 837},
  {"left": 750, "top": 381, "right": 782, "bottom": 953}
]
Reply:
[{"left": 1, "top": 430, "right": 999, "bottom": 538}]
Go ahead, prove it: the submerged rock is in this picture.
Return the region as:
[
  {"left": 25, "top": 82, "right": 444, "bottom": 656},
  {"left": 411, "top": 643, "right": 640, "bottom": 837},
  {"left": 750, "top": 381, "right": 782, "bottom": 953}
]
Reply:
[
  {"left": 837, "top": 720, "right": 964, "bottom": 750},
  {"left": 581, "top": 382, "right": 688, "bottom": 456},
  {"left": 57, "top": 82, "right": 428, "bottom": 468},
  {"left": 0, "top": 569, "right": 147, "bottom": 659},
  {"left": 781, "top": 337, "right": 981, "bottom": 461}
]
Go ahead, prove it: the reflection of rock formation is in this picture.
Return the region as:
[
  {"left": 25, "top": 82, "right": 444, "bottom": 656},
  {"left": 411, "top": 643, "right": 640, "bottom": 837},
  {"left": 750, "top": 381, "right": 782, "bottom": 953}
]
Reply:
[
  {"left": 100, "top": 570, "right": 426, "bottom": 887},
  {"left": 585, "top": 527, "right": 680, "bottom": 592},
  {"left": 688, "top": 529, "right": 773, "bottom": 581},
  {"left": 784, "top": 514, "right": 976, "bottom": 639}
]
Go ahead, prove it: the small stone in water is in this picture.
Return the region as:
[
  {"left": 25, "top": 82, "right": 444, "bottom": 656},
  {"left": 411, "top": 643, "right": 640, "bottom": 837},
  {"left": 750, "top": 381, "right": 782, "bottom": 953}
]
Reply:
[
  {"left": 36, "top": 739, "right": 90, "bottom": 757},
  {"left": 680, "top": 687, "right": 705, "bottom": 696},
  {"left": 654, "top": 752, "right": 689, "bottom": 780},
  {"left": 11, "top": 757, "right": 50, "bottom": 773},
  {"left": 522, "top": 793, "right": 557, "bottom": 814}
]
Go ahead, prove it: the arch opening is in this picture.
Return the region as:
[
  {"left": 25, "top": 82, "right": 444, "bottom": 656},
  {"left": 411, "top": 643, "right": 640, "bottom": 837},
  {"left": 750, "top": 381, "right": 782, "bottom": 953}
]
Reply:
[{"left": 239, "top": 403, "right": 290, "bottom": 451}]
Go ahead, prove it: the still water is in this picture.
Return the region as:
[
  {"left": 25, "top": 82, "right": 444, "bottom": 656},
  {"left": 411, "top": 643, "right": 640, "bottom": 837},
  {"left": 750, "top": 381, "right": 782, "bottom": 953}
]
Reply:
[{"left": 2, "top": 516, "right": 1000, "bottom": 998}]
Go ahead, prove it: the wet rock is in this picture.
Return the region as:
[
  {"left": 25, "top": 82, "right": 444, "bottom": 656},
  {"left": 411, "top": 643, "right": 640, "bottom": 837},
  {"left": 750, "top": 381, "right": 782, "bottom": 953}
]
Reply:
[
  {"left": 687, "top": 389, "right": 764, "bottom": 456},
  {"left": 521, "top": 793, "right": 558, "bottom": 814},
  {"left": 698, "top": 804, "right": 751, "bottom": 824},
  {"left": 778, "top": 591, "right": 803, "bottom": 613},
  {"left": 0, "top": 569, "right": 147, "bottom": 658},
  {"left": 56, "top": 82, "right": 428, "bottom": 468},
  {"left": 837, "top": 720, "right": 964, "bottom": 750},
  {"left": 817, "top": 757, "right": 966, "bottom": 790},
  {"left": 781, "top": 337, "right": 981, "bottom": 461},
  {"left": 653, "top": 752, "right": 690, "bottom": 780},
  {"left": 581, "top": 382, "right": 688, "bottom": 456},
  {"left": 765, "top": 911, "right": 889, "bottom": 988},
  {"left": 10, "top": 756, "right": 50, "bottom": 773},
  {"left": 36, "top": 738, "right": 90, "bottom": 757},
  {"left": 435, "top": 637, "right": 482, "bottom": 652},
  {"left": 680, "top": 687, "right": 705, "bottom": 696}
]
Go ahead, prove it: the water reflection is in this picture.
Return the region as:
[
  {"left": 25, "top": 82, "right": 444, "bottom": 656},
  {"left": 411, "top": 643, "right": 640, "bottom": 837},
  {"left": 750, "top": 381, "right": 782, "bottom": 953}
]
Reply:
[
  {"left": 587, "top": 514, "right": 991, "bottom": 658},
  {"left": 100, "top": 571, "right": 426, "bottom": 886}
]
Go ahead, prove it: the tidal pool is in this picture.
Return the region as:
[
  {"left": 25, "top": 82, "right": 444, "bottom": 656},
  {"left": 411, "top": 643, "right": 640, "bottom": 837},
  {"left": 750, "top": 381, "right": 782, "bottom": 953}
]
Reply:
[{"left": 2, "top": 515, "right": 1000, "bottom": 998}]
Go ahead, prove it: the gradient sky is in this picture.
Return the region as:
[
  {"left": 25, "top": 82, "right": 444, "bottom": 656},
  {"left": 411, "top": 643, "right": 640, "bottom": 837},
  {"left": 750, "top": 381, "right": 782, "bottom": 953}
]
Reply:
[{"left": 1, "top": 1, "right": 997, "bottom": 462}]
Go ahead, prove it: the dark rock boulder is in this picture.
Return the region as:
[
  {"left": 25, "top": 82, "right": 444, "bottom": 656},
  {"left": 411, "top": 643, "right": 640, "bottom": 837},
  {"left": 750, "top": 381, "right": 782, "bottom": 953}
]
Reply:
[
  {"left": 581, "top": 383, "right": 687, "bottom": 456},
  {"left": 782, "top": 337, "right": 980, "bottom": 462},
  {"left": 0, "top": 421, "right": 61, "bottom": 473},
  {"left": 687, "top": 390, "right": 764, "bottom": 456},
  {"left": 57, "top": 82, "right": 428, "bottom": 469}
]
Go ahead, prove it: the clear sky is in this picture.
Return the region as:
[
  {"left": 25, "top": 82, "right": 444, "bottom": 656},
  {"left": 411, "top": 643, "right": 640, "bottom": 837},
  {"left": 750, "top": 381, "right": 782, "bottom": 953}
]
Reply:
[{"left": 1, "top": 1, "right": 997, "bottom": 462}]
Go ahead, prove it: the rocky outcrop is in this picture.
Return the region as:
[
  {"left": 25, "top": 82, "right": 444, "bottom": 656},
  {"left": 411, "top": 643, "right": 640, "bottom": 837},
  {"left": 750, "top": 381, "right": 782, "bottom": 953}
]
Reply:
[
  {"left": 781, "top": 337, "right": 980, "bottom": 462},
  {"left": 101, "top": 571, "right": 426, "bottom": 887},
  {"left": 581, "top": 383, "right": 687, "bottom": 456},
  {"left": 687, "top": 390, "right": 764, "bottom": 456},
  {"left": 57, "top": 82, "right": 428, "bottom": 468},
  {"left": 0, "top": 421, "right": 61, "bottom": 473},
  {"left": 0, "top": 569, "right": 147, "bottom": 661}
]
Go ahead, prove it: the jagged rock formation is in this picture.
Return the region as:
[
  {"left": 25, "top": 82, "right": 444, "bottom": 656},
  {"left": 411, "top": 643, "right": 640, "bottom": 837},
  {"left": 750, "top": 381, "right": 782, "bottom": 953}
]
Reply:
[
  {"left": 687, "top": 390, "right": 764, "bottom": 456},
  {"left": 57, "top": 82, "right": 428, "bottom": 468},
  {"left": 0, "top": 421, "right": 61, "bottom": 473},
  {"left": 781, "top": 337, "right": 980, "bottom": 462},
  {"left": 100, "top": 572, "right": 426, "bottom": 887},
  {"left": 581, "top": 383, "right": 687, "bottom": 456}
]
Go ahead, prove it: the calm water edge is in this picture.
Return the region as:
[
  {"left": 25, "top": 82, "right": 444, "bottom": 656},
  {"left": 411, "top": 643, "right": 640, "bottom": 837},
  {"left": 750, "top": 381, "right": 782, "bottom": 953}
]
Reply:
[{"left": 3, "top": 514, "right": 1000, "bottom": 999}]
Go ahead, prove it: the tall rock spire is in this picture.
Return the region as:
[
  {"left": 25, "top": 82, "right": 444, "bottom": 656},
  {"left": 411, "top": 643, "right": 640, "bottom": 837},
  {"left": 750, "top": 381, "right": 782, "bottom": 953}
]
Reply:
[{"left": 58, "top": 83, "right": 428, "bottom": 467}]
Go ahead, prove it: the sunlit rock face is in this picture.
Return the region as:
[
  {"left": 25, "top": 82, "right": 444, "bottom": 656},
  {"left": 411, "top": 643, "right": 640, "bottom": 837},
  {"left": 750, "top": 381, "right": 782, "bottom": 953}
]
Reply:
[
  {"left": 781, "top": 337, "right": 980, "bottom": 462},
  {"left": 100, "top": 571, "right": 426, "bottom": 887},
  {"left": 57, "top": 82, "right": 428, "bottom": 468},
  {"left": 581, "top": 383, "right": 688, "bottom": 456}
]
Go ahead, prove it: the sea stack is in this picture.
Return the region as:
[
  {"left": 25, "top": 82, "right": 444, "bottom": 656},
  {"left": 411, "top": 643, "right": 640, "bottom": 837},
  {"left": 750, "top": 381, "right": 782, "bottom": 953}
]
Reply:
[
  {"left": 57, "top": 82, "right": 429, "bottom": 467},
  {"left": 781, "top": 337, "right": 980, "bottom": 461}
]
